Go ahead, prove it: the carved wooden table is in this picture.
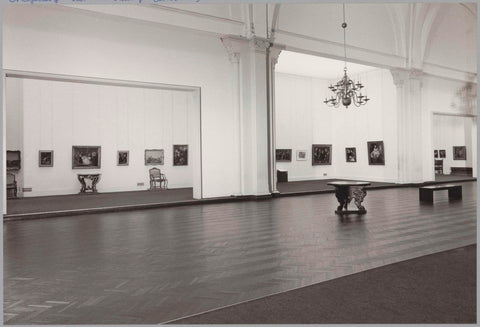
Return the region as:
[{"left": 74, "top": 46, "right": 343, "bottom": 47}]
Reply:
[
  {"left": 77, "top": 174, "right": 101, "bottom": 193},
  {"left": 327, "top": 181, "right": 371, "bottom": 215}
]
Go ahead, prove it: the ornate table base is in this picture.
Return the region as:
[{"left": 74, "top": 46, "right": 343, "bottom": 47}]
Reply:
[
  {"left": 77, "top": 174, "right": 101, "bottom": 193},
  {"left": 327, "top": 181, "right": 370, "bottom": 215}
]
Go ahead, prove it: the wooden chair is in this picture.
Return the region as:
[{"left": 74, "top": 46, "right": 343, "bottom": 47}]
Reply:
[
  {"left": 149, "top": 167, "right": 168, "bottom": 190},
  {"left": 6, "top": 173, "right": 17, "bottom": 198}
]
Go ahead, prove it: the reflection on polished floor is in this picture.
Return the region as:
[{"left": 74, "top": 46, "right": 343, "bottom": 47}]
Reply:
[{"left": 3, "top": 182, "right": 476, "bottom": 324}]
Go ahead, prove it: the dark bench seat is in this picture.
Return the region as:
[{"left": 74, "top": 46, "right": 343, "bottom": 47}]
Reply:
[{"left": 419, "top": 184, "right": 462, "bottom": 202}]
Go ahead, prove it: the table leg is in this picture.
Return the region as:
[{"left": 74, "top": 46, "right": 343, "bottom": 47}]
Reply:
[
  {"left": 334, "top": 186, "right": 351, "bottom": 213},
  {"left": 352, "top": 187, "right": 367, "bottom": 213}
]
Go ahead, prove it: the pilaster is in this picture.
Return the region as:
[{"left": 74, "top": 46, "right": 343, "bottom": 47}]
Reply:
[
  {"left": 268, "top": 44, "right": 284, "bottom": 194},
  {"left": 391, "top": 68, "right": 425, "bottom": 183},
  {"left": 221, "top": 35, "right": 271, "bottom": 196}
]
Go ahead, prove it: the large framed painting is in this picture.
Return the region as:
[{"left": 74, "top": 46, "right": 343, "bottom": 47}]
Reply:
[
  {"left": 173, "top": 145, "right": 188, "bottom": 166},
  {"left": 117, "top": 151, "right": 129, "bottom": 166},
  {"left": 453, "top": 146, "right": 466, "bottom": 160},
  {"left": 296, "top": 150, "right": 307, "bottom": 161},
  {"left": 312, "top": 144, "right": 332, "bottom": 165},
  {"left": 439, "top": 149, "right": 446, "bottom": 158},
  {"left": 7, "top": 150, "right": 21, "bottom": 170},
  {"left": 345, "top": 147, "right": 357, "bottom": 162},
  {"left": 39, "top": 150, "right": 54, "bottom": 167},
  {"left": 145, "top": 149, "right": 164, "bottom": 165},
  {"left": 276, "top": 149, "right": 292, "bottom": 162},
  {"left": 367, "top": 141, "right": 385, "bottom": 165},
  {"left": 72, "top": 146, "right": 101, "bottom": 169}
]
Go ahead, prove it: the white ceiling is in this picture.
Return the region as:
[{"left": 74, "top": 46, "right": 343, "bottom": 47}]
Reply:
[{"left": 276, "top": 51, "right": 379, "bottom": 80}]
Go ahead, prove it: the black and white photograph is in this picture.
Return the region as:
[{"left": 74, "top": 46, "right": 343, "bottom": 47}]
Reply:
[
  {"left": 2, "top": 1, "right": 476, "bottom": 326},
  {"left": 145, "top": 149, "right": 164, "bottom": 165},
  {"left": 296, "top": 150, "right": 307, "bottom": 161},
  {"left": 312, "top": 144, "right": 332, "bottom": 165},
  {"left": 39, "top": 150, "right": 53, "bottom": 167},
  {"left": 453, "top": 146, "right": 467, "bottom": 160},
  {"left": 345, "top": 147, "right": 357, "bottom": 162},
  {"left": 173, "top": 144, "right": 188, "bottom": 166},
  {"left": 72, "top": 146, "right": 101, "bottom": 169},
  {"left": 367, "top": 141, "right": 385, "bottom": 165},
  {"left": 276, "top": 149, "right": 292, "bottom": 162},
  {"left": 117, "top": 151, "right": 129, "bottom": 166}
]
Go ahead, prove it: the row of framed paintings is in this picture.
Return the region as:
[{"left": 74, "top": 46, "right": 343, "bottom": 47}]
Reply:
[
  {"left": 33, "top": 145, "right": 189, "bottom": 169},
  {"left": 434, "top": 146, "right": 467, "bottom": 160},
  {"left": 276, "top": 141, "right": 386, "bottom": 166}
]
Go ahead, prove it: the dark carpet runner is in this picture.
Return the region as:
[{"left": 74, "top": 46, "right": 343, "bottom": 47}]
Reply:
[{"left": 170, "top": 245, "right": 476, "bottom": 324}]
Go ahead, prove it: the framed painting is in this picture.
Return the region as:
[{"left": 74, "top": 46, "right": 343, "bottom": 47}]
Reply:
[
  {"left": 345, "top": 147, "right": 357, "bottom": 162},
  {"left": 434, "top": 150, "right": 439, "bottom": 158},
  {"left": 276, "top": 149, "right": 292, "bottom": 162},
  {"left": 117, "top": 151, "right": 129, "bottom": 166},
  {"left": 39, "top": 150, "right": 54, "bottom": 167},
  {"left": 439, "top": 149, "right": 446, "bottom": 158},
  {"left": 72, "top": 146, "right": 101, "bottom": 169},
  {"left": 296, "top": 150, "right": 307, "bottom": 161},
  {"left": 173, "top": 145, "right": 188, "bottom": 166},
  {"left": 367, "top": 141, "right": 385, "bottom": 165},
  {"left": 7, "top": 150, "right": 21, "bottom": 170},
  {"left": 145, "top": 149, "right": 164, "bottom": 165},
  {"left": 453, "top": 146, "right": 466, "bottom": 160},
  {"left": 312, "top": 144, "right": 332, "bottom": 165}
]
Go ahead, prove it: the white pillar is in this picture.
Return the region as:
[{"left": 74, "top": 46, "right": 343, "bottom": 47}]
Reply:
[
  {"left": 472, "top": 117, "right": 477, "bottom": 178},
  {"left": 391, "top": 68, "right": 424, "bottom": 184},
  {"left": 221, "top": 35, "right": 271, "bottom": 196},
  {"left": 267, "top": 45, "right": 283, "bottom": 194}
]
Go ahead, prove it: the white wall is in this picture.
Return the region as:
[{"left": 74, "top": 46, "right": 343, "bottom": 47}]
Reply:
[
  {"left": 275, "top": 69, "right": 398, "bottom": 183},
  {"left": 423, "top": 75, "right": 477, "bottom": 176},
  {"left": 6, "top": 78, "right": 195, "bottom": 196},
  {"left": 433, "top": 115, "right": 473, "bottom": 174},
  {"left": 3, "top": 4, "right": 238, "bottom": 198}
]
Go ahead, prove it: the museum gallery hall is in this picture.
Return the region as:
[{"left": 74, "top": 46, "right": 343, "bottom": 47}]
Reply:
[{"left": 2, "top": 2, "right": 477, "bottom": 324}]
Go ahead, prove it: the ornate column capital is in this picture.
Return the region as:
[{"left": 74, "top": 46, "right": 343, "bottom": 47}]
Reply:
[
  {"left": 221, "top": 35, "right": 253, "bottom": 64},
  {"left": 269, "top": 44, "right": 285, "bottom": 67},
  {"left": 390, "top": 68, "right": 424, "bottom": 87},
  {"left": 250, "top": 37, "right": 271, "bottom": 53}
]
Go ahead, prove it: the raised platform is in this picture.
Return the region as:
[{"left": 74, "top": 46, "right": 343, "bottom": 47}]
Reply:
[{"left": 4, "top": 175, "right": 476, "bottom": 221}]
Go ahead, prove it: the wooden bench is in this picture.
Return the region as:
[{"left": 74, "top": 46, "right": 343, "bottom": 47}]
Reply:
[
  {"left": 419, "top": 184, "right": 462, "bottom": 202},
  {"left": 450, "top": 167, "right": 472, "bottom": 175}
]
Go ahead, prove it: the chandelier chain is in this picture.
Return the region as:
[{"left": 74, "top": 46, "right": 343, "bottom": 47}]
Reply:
[
  {"left": 343, "top": 3, "right": 347, "bottom": 70},
  {"left": 323, "top": 3, "right": 370, "bottom": 108}
]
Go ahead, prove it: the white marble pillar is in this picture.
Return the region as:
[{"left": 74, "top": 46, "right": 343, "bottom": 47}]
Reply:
[
  {"left": 391, "top": 68, "right": 425, "bottom": 184},
  {"left": 471, "top": 117, "right": 477, "bottom": 178},
  {"left": 221, "top": 35, "right": 271, "bottom": 196},
  {"left": 267, "top": 45, "right": 284, "bottom": 194}
]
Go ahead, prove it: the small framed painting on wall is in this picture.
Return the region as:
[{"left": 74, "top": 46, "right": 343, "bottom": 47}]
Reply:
[
  {"left": 367, "top": 141, "right": 385, "bottom": 165},
  {"left": 296, "top": 150, "right": 307, "bottom": 161},
  {"left": 117, "top": 151, "right": 129, "bottom": 166},
  {"left": 72, "top": 146, "right": 101, "bottom": 169},
  {"left": 276, "top": 149, "right": 292, "bottom": 162},
  {"left": 453, "top": 146, "right": 466, "bottom": 160},
  {"left": 145, "top": 149, "right": 164, "bottom": 165},
  {"left": 173, "top": 145, "right": 188, "bottom": 166},
  {"left": 39, "top": 150, "right": 54, "bottom": 167},
  {"left": 346, "top": 147, "right": 356, "bottom": 162},
  {"left": 312, "top": 144, "right": 332, "bottom": 165}
]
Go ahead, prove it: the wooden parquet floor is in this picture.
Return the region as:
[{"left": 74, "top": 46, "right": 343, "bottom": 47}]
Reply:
[{"left": 3, "top": 182, "right": 477, "bottom": 324}]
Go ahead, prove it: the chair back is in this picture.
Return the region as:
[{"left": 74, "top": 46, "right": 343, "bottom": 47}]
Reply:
[
  {"left": 149, "top": 167, "right": 161, "bottom": 180},
  {"left": 7, "top": 173, "right": 15, "bottom": 185}
]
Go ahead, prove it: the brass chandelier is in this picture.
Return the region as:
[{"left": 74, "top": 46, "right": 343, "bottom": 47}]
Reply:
[{"left": 324, "top": 4, "right": 370, "bottom": 108}]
